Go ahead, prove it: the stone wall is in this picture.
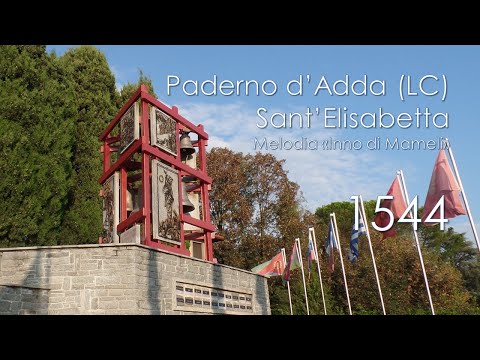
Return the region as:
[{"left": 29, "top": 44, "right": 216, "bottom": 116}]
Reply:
[
  {"left": 0, "top": 244, "right": 270, "bottom": 315},
  {"left": 0, "top": 285, "right": 49, "bottom": 315}
]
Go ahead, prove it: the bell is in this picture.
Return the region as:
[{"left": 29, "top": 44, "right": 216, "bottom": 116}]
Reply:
[
  {"left": 182, "top": 175, "right": 197, "bottom": 183},
  {"left": 126, "top": 188, "right": 134, "bottom": 212},
  {"left": 127, "top": 188, "right": 142, "bottom": 212},
  {"left": 182, "top": 183, "right": 195, "bottom": 213},
  {"left": 180, "top": 132, "right": 195, "bottom": 156}
]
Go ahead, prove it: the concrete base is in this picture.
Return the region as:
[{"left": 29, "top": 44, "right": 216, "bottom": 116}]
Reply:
[{"left": 0, "top": 244, "right": 270, "bottom": 315}]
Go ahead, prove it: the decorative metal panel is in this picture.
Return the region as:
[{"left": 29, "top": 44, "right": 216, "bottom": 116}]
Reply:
[
  {"left": 120, "top": 102, "right": 140, "bottom": 153},
  {"left": 173, "top": 280, "right": 254, "bottom": 314},
  {"left": 152, "top": 159, "right": 180, "bottom": 244},
  {"left": 102, "top": 172, "right": 120, "bottom": 244},
  {"left": 150, "top": 107, "right": 177, "bottom": 156}
]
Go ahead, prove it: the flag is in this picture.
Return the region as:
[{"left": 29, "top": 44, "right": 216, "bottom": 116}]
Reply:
[
  {"left": 307, "top": 234, "right": 317, "bottom": 277},
  {"left": 326, "top": 220, "right": 336, "bottom": 273},
  {"left": 251, "top": 251, "right": 285, "bottom": 278},
  {"left": 374, "top": 176, "right": 408, "bottom": 239},
  {"left": 349, "top": 209, "right": 367, "bottom": 263},
  {"left": 283, "top": 241, "right": 301, "bottom": 282},
  {"left": 422, "top": 149, "right": 466, "bottom": 224}
]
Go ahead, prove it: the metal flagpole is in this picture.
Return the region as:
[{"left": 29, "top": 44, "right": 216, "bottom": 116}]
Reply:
[
  {"left": 295, "top": 238, "right": 310, "bottom": 315},
  {"left": 309, "top": 227, "right": 327, "bottom": 315},
  {"left": 444, "top": 138, "right": 480, "bottom": 252},
  {"left": 282, "top": 248, "right": 293, "bottom": 315},
  {"left": 397, "top": 170, "right": 435, "bottom": 315},
  {"left": 359, "top": 195, "right": 386, "bottom": 315},
  {"left": 330, "top": 213, "right": 352, "bottom": 315}
]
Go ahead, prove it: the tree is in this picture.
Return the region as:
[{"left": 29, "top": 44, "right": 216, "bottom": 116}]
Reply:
[
  {"left": 57, "top": 46, "right": 118, "bottom": 244},
  {"left": 419, "top": 211, "right": 480, "bottom": 306},
  {"left": 311, "top": 201, "right": 478, "bottom": 314},
  {"left": 0, "top": 46, "right": 158, "bottom": 247},
  {"left": 0, "top": 46, "right": 76, "bottom": 246},
  {"left": 420, "top": 223, "right": 477, "bottom": 268},
  {"left": 116, "top": 69, "right": 157, "bottom": 107},
  {"left": 208, "top": 149, "right": 311, "bottom": 271}
]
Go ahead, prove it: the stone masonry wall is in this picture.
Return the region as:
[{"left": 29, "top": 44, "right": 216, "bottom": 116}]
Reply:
[
  {"left": 0, "top": 244, "right": 270, "bottom": 315},
  {"left": 0, "top": 285, "right": 49, "bottom": 315}
]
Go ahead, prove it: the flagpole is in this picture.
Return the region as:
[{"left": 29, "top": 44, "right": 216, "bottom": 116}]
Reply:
[
  {"left": 295, "top": 238, "right": 310, "bottom": 315},
  {"left": 310, "top": 227, "right": 327, "bottom": 315},
  {"left": 282, "top": 248, "right": 293, "bottom": 315},
  {"left": 330, "top": 213, "right": 352, "bottom": 315},
  {"left": 286, "top": 281, "right": 293, "bottom": 315},
  {"left": 359, "top": 195, "right": 386, "bottom": 315},
  {"left": 444, "top": 139, "right": 480, "bottom": 252},
  {"left": 397, "top": 170, "right": 435, "bottom": 315}
]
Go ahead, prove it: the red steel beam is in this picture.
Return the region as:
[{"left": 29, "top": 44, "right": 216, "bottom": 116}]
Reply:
[
  {"left": 176, "top": 120, "right": 186, "bottom": 254},
  {"left": 142, "top": 92, "right": 208, "bottom": 140},
  {"left": 184, "top": 232, "right": 205, "bottom": 241},
  {"left": 143, "top": 144, "right": 212, "bottom": 184},
  {"left": 99, "top": 86, "right": 143, "bottom": 141},
  {"left": 146, "top": 240, "right": 190, "bottom": 256},
  {"left": 103, "top": 141, "right": 111, "bottom": 173},
  {"left": 99, "top": 139, "right": 141, "bottom": 184},
  {"left": 106, "top": 136, "right": 120, "bottom": 144},
  {"left": 117, "top": 209, "right": 145, "bottom": 233},
  {"left": 197, "top": 132, "right": 214, "bottom": 261},
  {"left": 141, "top": 98, "right": 152, "bottom": 245},
  {"left": 120, "top": 168, "right": 127, "bottom": 222},
  {"left": 181, "top": 214, "right": 215, "bottom": 232}
]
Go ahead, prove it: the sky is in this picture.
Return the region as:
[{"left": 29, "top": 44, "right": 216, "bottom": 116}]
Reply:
[{"left": 48, "top": 45, "right": 480, "bottom": 244}]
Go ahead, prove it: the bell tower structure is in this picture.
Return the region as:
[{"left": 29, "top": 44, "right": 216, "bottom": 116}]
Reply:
[{"left": 98, "top": 85, "right": 215, "bottom": 261}]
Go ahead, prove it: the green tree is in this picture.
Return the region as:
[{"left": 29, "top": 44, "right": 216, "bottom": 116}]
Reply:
[
  {"left": 116, "top": 69, "right": 157, "bottom": 107},
  {"left": 57, "top": 46, "right": 118, "bottom": 244},
  {"left": 208, "top": 149, "right": 310, "bottom": 270},
  {"left": 420, "top": 223, "right": 477, "bottom": 267},
  {"left": 419, "top": 214, "right": 480, "bottom": 306},
  {"left": 461, "top": 259, "right": 480, "bottom": 306},
  {"left": 0, "top": 45, "right": 76, "bottom": 246},
  {"left": 311, "top": 201, "right": 478, "bottom": 314}
]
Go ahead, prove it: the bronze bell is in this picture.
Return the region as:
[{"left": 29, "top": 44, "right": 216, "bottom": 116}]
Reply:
[
  {"left": 182, "top": 183, "right": 195, "bottom": 213},
  {"left": 180, "top": 132, "right": 195, "bottom": 156},
  {"left": 182, "top": 175, "right": 197, "bottom": 183},
  {"left": 126, "top": 188, "right": 141, "bottom": 212},
  {"left": 126, "top": 188, "right": 134, "bottom": 212}
]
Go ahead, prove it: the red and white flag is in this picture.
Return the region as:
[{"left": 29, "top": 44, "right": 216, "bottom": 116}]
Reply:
[
  {"left": 422, "top": 149, "right": 466, "bottom": 224},
  {"left": 374, "top": 176, "right": 408, "bottom": 239}
]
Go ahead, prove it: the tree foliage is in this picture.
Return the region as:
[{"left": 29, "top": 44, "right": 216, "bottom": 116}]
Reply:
[
  {"left": 58, "top": 46, "right": 118, "bottom": 244},
  {"left": 419, "top": 218, "right": 480, "bottom": 306},
  {"left": 0, "top": 45, "right": 76, "bottom": 246},
  {"left": 116, "top": 69, "right": 157, "bottom": 107},
  {"left": 208, "top": 148, "right": 313, "bottom": 270},
  {"left": 307, "top": 201, "right": 479, "bottom": 315},
  {"left": 0, "top": 45, "right": 157, "bottom": 247}
]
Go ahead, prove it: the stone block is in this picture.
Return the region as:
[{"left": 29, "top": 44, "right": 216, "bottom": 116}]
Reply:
[
  {"left": 98, "top": 300, "right": 119, "bottom": 310},
  {"left": 91, "top": 298, "right": 99, "bottom": 310},
  {"left": 108, "top": 289, "right": 124, "bottom": 296},
  {"left": 118, "top": 300, "right": 136, "bottom": 309},
  {"left": 0, "top": 300, "right": 11, "bottom": 312}
]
